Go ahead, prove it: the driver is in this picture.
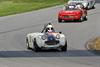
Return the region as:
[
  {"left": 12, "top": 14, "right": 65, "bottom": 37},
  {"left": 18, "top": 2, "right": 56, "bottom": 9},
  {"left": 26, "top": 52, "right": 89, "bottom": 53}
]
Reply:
[
  {"left": 45, "top": 23, "right": 55, "bottom": 41},
  {"left": 45, "top": 23, "right": 55, "bottom": 33}
]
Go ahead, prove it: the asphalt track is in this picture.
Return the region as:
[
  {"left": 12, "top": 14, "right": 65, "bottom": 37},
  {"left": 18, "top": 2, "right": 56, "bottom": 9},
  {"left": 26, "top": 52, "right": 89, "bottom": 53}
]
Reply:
[{"left": 0, "top": 1, "right": 100, "bottom": 67}]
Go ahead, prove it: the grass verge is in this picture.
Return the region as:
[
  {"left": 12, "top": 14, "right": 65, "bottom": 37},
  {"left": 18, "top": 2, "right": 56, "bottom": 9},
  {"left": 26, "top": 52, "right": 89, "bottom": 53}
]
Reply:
[
  {"left": 86, "top": 37, "right": 100, "bottom": 55},
  {"left": 0, "top": 0, "right": 67, "bottom": 16}
]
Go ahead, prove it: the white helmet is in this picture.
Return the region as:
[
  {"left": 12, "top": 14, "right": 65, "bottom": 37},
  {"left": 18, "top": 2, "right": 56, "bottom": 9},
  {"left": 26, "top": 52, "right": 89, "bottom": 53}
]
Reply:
[{"left": 45, "top": 23, "right": 54, "bottom": 32}]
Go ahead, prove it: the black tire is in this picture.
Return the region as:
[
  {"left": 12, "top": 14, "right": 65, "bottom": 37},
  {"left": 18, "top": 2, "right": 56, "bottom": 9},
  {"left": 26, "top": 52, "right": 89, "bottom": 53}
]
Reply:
[
  {"left": 83, "top": 16, "right": 87, "bottom": 21},
  {"left": 86, "top": 3, "right": 89, "bottom": 10},
  {"left": 26, "top": 37, "right": 32, "bottom": 50},
  {"left": 79, "top": 16, "right": 84, "bottom": 22},
  {"left": 33, "top": 38, "right": 41, "bottom": 52},
  {"left": 92, "top": 5, "right": 95, "bottom": 9},
  {"left": 61, "top": 40, "right": 67, "bottom": 51},
  {"left": 85, "top": 7, "right": 88, "bottom": 10},
  {"left": 58, "top": 18, "right": 62, "bottom": 22}
]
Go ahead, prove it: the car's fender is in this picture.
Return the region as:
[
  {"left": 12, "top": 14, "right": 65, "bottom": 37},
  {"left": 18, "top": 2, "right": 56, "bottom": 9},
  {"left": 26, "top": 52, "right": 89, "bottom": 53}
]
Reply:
[
  {"left": 59, "top": 34, "right": 66, "bottom": 46},
  {"left": 27, "top": 32, "right": 44, "bottom": 48}
]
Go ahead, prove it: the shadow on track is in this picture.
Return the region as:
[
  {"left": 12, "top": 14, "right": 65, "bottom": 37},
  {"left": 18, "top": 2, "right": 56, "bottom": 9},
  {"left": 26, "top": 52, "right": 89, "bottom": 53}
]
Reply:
[
  {"left": 59, "top": 21, "right": 84, "bottom": 23},
  {"left": 0, "top": 50, "right": 99, "bottom": 58},
  {"left": 58, "top": 19, "right": 88, "bottom": 23}
]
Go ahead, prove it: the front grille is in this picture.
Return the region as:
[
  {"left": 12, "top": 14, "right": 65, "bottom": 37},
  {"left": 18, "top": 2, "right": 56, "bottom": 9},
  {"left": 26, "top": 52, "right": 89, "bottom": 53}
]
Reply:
[{"left": 45, "top": 40, "right": 59, "bottom": 45}]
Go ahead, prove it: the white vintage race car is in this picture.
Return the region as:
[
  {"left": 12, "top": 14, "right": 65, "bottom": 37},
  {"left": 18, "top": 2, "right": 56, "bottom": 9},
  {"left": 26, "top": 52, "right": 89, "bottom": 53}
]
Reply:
[
  {"left": 26, "top": 23, "right": 67, "bottom": 51},
  {"left": 68, "top": 0, "right": 96, "bottom": 9}
]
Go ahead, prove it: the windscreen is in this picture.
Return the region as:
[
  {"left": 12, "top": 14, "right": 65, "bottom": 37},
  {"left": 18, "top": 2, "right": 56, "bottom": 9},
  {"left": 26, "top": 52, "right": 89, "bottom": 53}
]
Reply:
[{"left": 65, "top": 5, "right": 78, "bottom": 10}]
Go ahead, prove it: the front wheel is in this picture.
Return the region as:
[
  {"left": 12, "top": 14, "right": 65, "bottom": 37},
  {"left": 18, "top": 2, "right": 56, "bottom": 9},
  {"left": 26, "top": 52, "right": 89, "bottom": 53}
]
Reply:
[
  {"left": 33, "top": 38, "right": 41, "bottom": 52},
  {"left": 61, "top": 40, "right": 67, "bottom": 51},
  {"left": 79, "top": 16, "right": 84, "bottom": 22}
]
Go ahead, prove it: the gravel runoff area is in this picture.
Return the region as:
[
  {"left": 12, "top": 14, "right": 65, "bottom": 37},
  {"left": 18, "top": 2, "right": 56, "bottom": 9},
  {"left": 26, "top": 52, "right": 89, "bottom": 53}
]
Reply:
[{"left": 86, "top": 37, "right": 100, "bottom": 55}]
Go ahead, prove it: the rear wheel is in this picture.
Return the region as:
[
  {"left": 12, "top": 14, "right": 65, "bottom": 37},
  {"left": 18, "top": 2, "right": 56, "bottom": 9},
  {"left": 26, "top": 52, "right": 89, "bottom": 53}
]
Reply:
[
  {"left": 61, "top": 40, "right": 67, "bottom": 51},
  {"left": 26, "top": 37, "right": 32, "bottom": 50},
  {"left": 58, "top": 18, "right": 62, "bottom": 23},
  {"left": 79, "top": 16, "right": 84, "bottom": 22},
  {"left": 83, "top": 16, "right": 87, "bottom": 21},
  {"left": 33, "top": 38, "right": 41, "bottom": 52}
]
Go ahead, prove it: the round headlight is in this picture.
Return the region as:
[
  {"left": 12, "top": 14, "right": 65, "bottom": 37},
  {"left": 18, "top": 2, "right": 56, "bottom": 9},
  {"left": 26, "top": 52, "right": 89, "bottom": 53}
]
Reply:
[
  {"left": 56, "top": 34, "right": 60, "bottom": 39},
  {"left": 41, "top": 35, "right": 47, "bottom": 40}
]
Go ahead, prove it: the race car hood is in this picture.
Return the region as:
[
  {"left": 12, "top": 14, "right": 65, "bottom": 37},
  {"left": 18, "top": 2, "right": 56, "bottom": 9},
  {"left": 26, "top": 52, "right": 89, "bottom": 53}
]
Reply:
[{"left": 47, "top": 32, "right": 60, "bottom": 41}]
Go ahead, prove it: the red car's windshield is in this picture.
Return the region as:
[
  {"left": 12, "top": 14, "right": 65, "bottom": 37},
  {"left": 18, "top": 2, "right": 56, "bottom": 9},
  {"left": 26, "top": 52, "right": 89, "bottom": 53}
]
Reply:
[{"left": 65, "top": 5, "right": 79, "bottom": 10}]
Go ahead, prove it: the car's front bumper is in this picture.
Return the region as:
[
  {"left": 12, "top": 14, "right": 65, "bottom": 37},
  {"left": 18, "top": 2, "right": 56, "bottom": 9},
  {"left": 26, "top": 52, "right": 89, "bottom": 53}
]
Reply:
[
  {"left": 45, "top": 40, "right": 59, "bottom": 45},
  {"left": 40, "top": 44, "right": 63, "bottom": 49},
  {"left": 39, "top": 41, "right": 64, "bottom": 49}
]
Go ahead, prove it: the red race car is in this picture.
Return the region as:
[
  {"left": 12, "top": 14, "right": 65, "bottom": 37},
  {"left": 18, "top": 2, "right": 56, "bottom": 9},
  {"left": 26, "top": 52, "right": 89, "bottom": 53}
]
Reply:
[{"left": 58, "top": 3, "right": 87, "bottom": 22}]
